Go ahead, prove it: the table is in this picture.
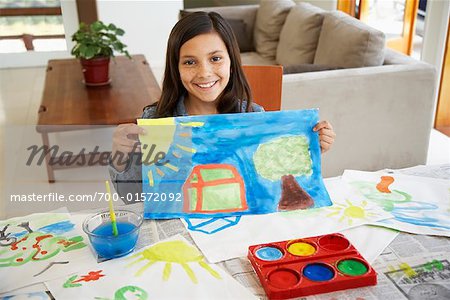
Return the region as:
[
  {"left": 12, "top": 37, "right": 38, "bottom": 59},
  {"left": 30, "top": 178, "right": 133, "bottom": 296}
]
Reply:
[{"left": 36, "top": 54, "right": 161, "bottom": 182}]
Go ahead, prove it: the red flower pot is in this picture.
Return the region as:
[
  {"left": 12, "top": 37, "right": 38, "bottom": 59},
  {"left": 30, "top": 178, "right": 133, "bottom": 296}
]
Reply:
[{"left": 80, "top": 57, "right": 111, "bottom": 86}]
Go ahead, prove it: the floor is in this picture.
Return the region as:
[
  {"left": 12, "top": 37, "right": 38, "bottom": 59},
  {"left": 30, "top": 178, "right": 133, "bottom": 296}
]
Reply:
[{"left": 0, "top": 66, "right": 449, "bottom": 219}]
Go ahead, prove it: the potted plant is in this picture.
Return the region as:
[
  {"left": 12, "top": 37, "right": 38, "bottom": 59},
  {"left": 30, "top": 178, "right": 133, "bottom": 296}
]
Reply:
[{"left": 71, "top": 21, "right": 131, "bottom": 86}]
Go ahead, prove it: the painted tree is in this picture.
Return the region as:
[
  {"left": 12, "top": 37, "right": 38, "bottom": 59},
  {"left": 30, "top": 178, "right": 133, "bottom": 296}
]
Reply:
[{"left": 253, "top": 136, "right": 315, "bottom": 210}]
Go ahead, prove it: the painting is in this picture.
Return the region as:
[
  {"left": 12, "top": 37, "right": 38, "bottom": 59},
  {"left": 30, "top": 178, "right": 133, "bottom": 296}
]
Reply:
[
  {"left": 342, "top": 170, "right": 450, "bottom": 236},
  {"left": 182, "top": 177, "right": 392, "bottom": 263},
  {"left": 45, "top": 236, "right": 256, "bottom": 299},
  {"left": 138, "top": 109, "right": 331, "bottom": 219},
  {"left": 0, "top": 211, "right": 97, "bottom": 294}
]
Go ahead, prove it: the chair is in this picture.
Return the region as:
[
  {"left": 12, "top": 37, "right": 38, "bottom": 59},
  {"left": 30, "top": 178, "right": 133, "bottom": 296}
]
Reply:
[{"left": 242, "top": 65, "right": 283, "bottom": 111}]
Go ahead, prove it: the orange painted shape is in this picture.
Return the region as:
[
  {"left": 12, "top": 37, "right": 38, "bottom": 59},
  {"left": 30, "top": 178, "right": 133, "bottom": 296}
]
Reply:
[{"left": 376, "top": 176, "right": 395, "bottom": 193}]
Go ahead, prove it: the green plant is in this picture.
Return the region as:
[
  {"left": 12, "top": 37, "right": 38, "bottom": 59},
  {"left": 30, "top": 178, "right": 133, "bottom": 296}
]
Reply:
[{"left": 71, "top": 21, "right": 131, "bottom": 60}]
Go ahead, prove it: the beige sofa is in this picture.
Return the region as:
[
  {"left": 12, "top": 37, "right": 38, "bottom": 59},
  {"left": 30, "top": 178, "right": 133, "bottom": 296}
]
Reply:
[{"left": 185, "top": 1, "right": 437, "bottom": 177}]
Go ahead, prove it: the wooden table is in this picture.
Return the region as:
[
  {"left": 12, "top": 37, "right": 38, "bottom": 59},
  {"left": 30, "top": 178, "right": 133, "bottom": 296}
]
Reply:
[{"left": 37, "top": 54, "right": 161, "bottom": 182}]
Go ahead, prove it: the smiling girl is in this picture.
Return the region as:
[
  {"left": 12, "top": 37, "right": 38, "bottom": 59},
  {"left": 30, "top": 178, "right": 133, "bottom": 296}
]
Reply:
[{"left": 109, "top": 12, "right": 336, "bottom": 200}]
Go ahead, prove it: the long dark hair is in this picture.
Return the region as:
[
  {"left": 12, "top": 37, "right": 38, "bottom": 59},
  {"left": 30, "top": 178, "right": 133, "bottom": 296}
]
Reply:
[{"left": 150, "top": 11, "right": 253, "bottom": 117}]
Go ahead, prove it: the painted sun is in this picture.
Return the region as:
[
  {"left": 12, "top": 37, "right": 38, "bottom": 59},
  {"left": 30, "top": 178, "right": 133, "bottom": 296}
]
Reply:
[{"left": 326, "top": 199, "right": 379, "bottom": 225}]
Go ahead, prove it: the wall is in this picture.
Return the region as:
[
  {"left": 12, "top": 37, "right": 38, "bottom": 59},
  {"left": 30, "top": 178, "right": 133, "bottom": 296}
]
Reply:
[
  {"left": 421, "top": 0, "right": 450, "bottom": 124},
  {"left": 96, "top": 0, "right": 183, "bottom": 69}
]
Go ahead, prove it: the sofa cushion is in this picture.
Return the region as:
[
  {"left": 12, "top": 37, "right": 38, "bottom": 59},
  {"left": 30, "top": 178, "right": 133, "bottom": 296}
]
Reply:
[
  {"left": 254, "top": 0, "right": 295, "bottom": 60},
  {"left": 179, "top": 10, "right": 255, "bottom": 52},
  {"left": 314, "top": 10, "right": 386, "bottom": 68},
  {"left": 283, "top": 64, "right": 343, "bottom": 74},
  {"left": 241, "top": 51, "right": 277, "bottom": 66},
  {"left": 276, "top": 3, "right": 325, "bottom": 66}
]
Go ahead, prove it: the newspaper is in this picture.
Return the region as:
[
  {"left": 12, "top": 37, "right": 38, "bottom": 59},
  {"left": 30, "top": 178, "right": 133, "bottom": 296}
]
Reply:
[{"left": 218, "top": 233, "right": 450, "bottom": 300}]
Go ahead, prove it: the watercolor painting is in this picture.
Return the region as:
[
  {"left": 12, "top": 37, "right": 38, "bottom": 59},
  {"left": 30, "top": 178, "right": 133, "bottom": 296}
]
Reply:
[
  {"left": 45, "top": 236, "right": 256, "bottom": 300},
  {"left": 138, "top": 109, "right": 331, "bottom": 219},
  {"left": 343, "top": 170, "right": 450, "bottom": 236},
  {"left": 182, "top": 178, "right": 392, "bottom": 263},
  {"left": 0, "top": 212, "right": 96, "bottom": 294},
  {"left": 0, "top": 291, "right": 51, "bottom": 300},
  {"left": 126, "top": 240, "right": 221, "bottom": 283}
]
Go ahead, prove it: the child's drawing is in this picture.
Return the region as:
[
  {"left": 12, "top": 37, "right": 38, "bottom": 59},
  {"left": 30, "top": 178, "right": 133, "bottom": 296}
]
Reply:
[
  {"left": 139, "top": 109, "right": 331, "bottom": 219},
  {"left": 0, "top": 212, "right": 95, "bottom": 294},
  {"left": 127, "top": 240, "right": 221, "bottom": 283},
  {"left": 45, "top": 236, "right": 257, "bottom": 300},
  {"left": 326, "top": 199, "right": 381, "bottom": 225},
  {"left": 343, "top": 170, "right": 450, "bottom": 236}
]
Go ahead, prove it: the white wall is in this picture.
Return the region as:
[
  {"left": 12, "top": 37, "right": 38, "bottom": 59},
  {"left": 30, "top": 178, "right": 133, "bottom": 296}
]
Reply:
[
  {"left": 96, "top": 0, "right": 183, "bottom": 70},
  {"left": 421, "top": 0, "right": 450, "bottom": 124}
]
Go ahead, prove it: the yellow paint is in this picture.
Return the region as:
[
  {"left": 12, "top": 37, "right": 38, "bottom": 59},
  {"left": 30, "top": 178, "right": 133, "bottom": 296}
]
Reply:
[
  {"left": 127, "top": 240, "right": 222, "bottom": 283},
  {"left": 156, "top": 168, "right": 165, "bottom": 177},
  {"left": 327, "top": 199, "right": 377, "bottom": 225},
  {"left": 172, "top": 151, "right": 181, "bottom": 158},
  {"left": 164, "top": 163, "right": 179, "bottom": 172},
  {"left": 138, "top": 118, "right": 175, "bottom": 126},
  {"left": 287, "top": 242, "right": 316, "bottom": 256},
  {"left": 399, "top": 262, "right": 417, "bottom": 278},
  {"left": 137, "top": 118, "right": 176, "bottom": 169},
  {"left": 147, "top": 170, "right": 154, "bottom": 186},
  {"left": 176, "top": 144, "right": 196, "bottom": 153},
  {"left": 180, "top": 122, "right": 204, "bottom": 127}
]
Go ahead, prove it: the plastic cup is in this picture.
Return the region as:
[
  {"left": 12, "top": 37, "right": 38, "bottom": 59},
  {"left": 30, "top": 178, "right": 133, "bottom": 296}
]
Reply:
[{"left": 83, "top": 209, "right": 143, "bottom": 259}]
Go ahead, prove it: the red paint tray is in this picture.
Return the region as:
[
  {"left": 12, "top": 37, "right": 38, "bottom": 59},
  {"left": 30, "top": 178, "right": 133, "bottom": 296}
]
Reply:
[{"left": 247, "top": 233, "right": 377, "bottom": 299}]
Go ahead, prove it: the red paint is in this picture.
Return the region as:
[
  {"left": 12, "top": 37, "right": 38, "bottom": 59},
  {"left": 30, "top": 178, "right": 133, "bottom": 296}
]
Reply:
[
  {"left": 318, "top": 234, "right": 350, "bottom": 251},
  {"left": 16, "top": 258, "right": 23, "bottom": 262},
  {"left": 247, "top": 233, "right": 377, "bottom": 299},
  {"left": 72, "top": 270, "right": 105, "bottom": 283},
  {"left": 10, "top": 236, "right": 28, "bottom": 251},
  {"left": 31, "top": 234, "right": 53, "bottom": 261},
  {"left": 41, "top": 251, "right": 47, "bottom": 255},
  {"left": 268, "top": 269, "right": 300, "bottom": 289}
]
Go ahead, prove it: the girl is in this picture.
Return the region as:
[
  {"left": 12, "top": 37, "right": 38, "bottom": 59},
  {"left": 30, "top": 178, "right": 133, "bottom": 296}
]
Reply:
[{"left": 110, "top": 12, "right": 336, "bottom": 200}]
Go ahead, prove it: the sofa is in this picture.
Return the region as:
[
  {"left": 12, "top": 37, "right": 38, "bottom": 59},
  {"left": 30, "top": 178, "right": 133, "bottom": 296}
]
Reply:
[{"left": 184, "top": 1, "right": 437, "bottom": 177}]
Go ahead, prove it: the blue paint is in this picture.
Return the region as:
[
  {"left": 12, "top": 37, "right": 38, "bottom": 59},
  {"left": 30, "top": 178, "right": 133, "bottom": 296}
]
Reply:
[
  {"left": 303, "top": 263, "right": 335, "bottom": 281},
  {"left": 143, "top": 109, "right": 332, "bottom": 219},
  {"left": 39, "top": 220, "right": 75, "bottom": 234},
  {"left": 255, "top": 247, "right": 283, "bottom": 261},
  {"left": 184, "top": 216, "right": 241, "bottom": 234},
  {"left": 89, "top": 222, "right": 139, "bottom": 259}
]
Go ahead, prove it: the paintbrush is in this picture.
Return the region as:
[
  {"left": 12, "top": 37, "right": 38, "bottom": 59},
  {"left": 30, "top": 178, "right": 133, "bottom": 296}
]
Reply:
[{"left": 105, "top": 180, "right": 119, "bottom": 236}]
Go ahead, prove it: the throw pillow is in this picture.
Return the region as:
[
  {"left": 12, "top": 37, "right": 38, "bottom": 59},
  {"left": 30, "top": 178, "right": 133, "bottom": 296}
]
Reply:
[
  {"left": 254, "top": 0, "right": 295, "bottom": 60},
  {"left": 314, "top": 11, "right": 386, "bottom": 68},
  {"left": 276, "top": 3, "right": 325, "bottom": 66},
  {"left": 283, "top": 64, "right": 343, "bottom": 74},
  {"left": 179, "top": 10, "right": 254, "bottom": 53}
]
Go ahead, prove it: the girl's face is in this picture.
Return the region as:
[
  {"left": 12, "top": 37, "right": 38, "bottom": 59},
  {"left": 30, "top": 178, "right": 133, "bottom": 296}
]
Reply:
[{"left": 179, "top": 31, "right": 231, "bottom": 106}]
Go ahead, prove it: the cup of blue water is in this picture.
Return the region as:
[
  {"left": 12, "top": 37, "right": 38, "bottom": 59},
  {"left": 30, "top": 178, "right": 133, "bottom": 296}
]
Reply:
[{"left": 83, "top": 210, "right": 143, "bottom": 259}]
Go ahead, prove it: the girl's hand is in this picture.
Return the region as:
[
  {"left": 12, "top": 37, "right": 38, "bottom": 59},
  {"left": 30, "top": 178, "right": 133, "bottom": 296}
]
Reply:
[
  {"left": 111, "top": 124, "right": 146, "bottom": 172},
  {"left": 313, "top": 121, "right": 336, "bottom": 153}
]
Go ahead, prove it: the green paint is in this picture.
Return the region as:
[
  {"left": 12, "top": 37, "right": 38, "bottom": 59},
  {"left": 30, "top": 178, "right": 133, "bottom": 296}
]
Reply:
[
  {"left": 63, "top": 275, "right": 82, "bottom": 288},
  {"left": 202, "top": 183, "right": 242, "bottom": 210},
  {"left": 253, "top": 136, "right": 312, "bottom": 181},
  {"left": 188, "top": 188, "right": 198, "bottom": 211},
  {"left": 127, "top": 240, "right": 222, "bottom": 282},
  {"left": 423, "top": 259, "right": 444, "bottom": 271},
  {"left": 114, "top": 285, "right": 148, "bottom": 300},
  {"left": 191, "top": 173, "right": 198, "bottom": 183},
  {"left": 0, "top": 232, "right": 86, "bottom": 267},
  {"left": 0, "top": 214, "right": 67, "bottom": 231},
  {"left": 200, "top": 168, "right": 234, "bottom": 181},
  {"left": 350, "top": 182, "right": 412, "bottom": 211},
  {"left": 337, "top": 259, "right": 368, "bottom": 276}
]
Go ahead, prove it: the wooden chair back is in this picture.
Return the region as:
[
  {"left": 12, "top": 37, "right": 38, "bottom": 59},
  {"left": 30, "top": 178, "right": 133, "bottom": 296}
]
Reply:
[{"left": 242, "top": 65, "right": 283, "bottom": 111}]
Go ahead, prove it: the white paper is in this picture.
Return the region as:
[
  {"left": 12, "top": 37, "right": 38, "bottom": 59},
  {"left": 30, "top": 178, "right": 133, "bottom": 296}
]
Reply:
[
  {"left": 184, "top": 177, "right": 392, "bottom": 263},
  {"left": 45, "top": 235, "right": 256, "bottom": 300},
  {"left": 342, "top": 170, "right": 450, "bottom": 236},
  {"left": 0, "top": 210, "right": 98, "bottom": 294}
]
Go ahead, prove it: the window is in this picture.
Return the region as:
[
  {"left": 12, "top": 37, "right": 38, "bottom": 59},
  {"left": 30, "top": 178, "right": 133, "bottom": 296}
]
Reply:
[{"left": 0, "top": 0, "right": 66, "bottom": 53}]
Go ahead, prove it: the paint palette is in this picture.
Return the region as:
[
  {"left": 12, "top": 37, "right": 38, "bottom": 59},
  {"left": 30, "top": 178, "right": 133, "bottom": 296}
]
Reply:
[{"left": 247, "top": 233, "right": 377, "bottom": 299}]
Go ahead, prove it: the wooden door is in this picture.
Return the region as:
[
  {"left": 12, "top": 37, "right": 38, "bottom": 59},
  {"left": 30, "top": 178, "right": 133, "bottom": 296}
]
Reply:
[
  {"left": 339, "top": 0, "right": 419, "bottom": 55},
  {"left": 435, "top": 20, "right": 450, "bottom": 136}
]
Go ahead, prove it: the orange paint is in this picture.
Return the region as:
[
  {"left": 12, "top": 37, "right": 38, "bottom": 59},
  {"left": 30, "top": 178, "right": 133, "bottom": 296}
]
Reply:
[{"left": 376, "top": 176, "right": 394, "bottom": 193}]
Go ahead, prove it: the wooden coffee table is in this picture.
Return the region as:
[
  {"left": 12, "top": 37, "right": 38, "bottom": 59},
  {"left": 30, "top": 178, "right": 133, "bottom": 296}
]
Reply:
[{"left": 37, "top": 54, "right": 161, "bottom": 182}]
